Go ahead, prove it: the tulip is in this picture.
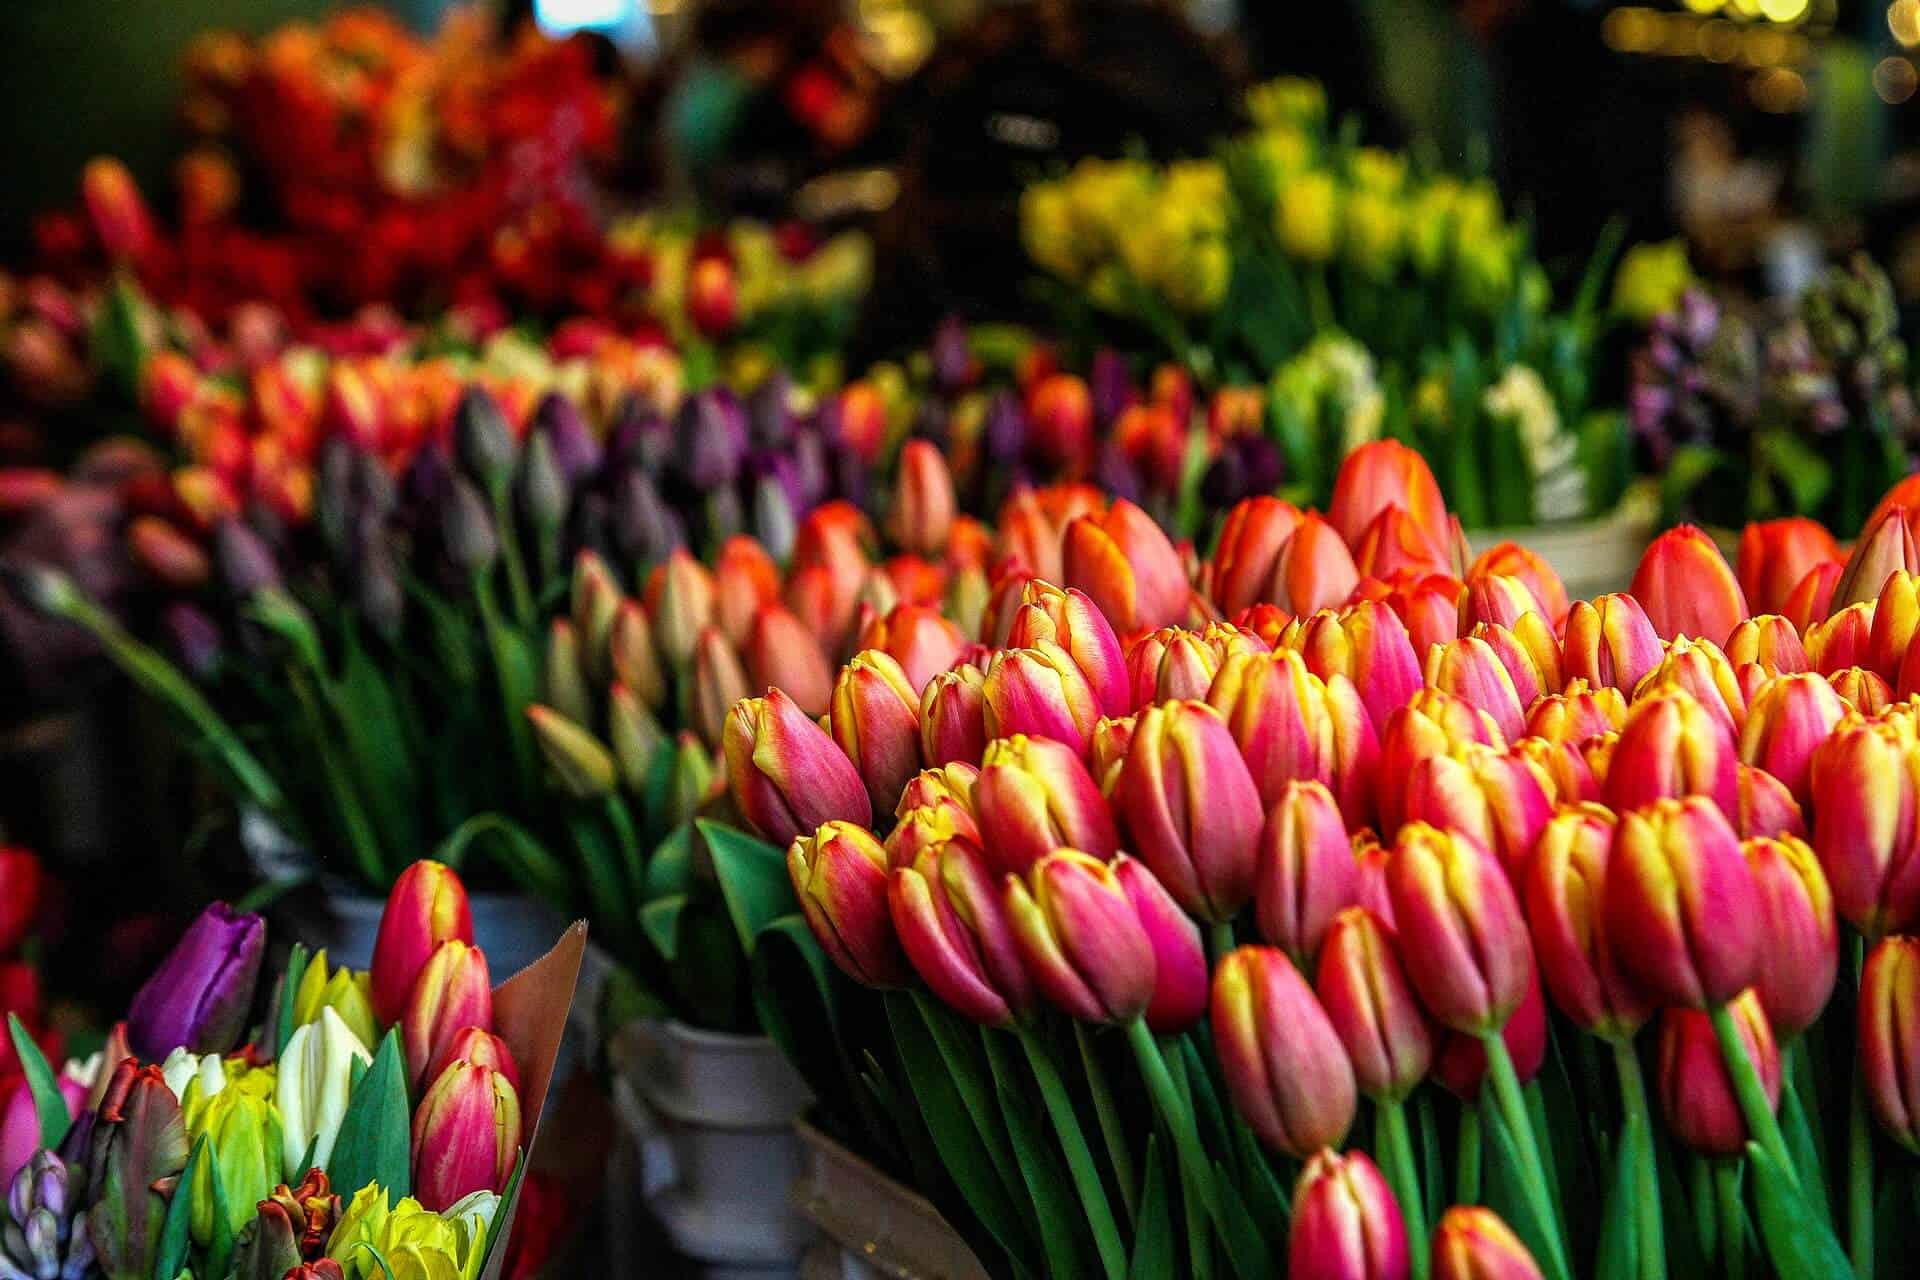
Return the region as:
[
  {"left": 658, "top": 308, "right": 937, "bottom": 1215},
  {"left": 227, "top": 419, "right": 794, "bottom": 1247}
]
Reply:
[
  {"left": 1316, "top": 907, "right": 1434, "bottom": 1103},
  {"left": 1287, "top": 601, "right": 1423, "bottom": 733},
  {"left": 1354, "top": 832, "right": 1396, "bottom": 929},
  {"left": 1006, "top": 850, "right": 1156, "bottom": 1024},
  {"left": 1133, "top": 628, "right": 1221, "bottom": 704},
  {"left": 649, "top": 549, "right": 716, "bottom": 669},
  {"left": 1255, "top": 780, "right": 1362, "bottom": 964},
  {"left": 890, "top": 837, "right": 1031, "bottom": 1026},
  {"left": 973, "top": 735, "right": 1119, "bottom": 876},
  {"left": 1212, "top": 945, "right": 1357, "bottom": 1157},
  {"left": 1063, "top": 499, "right": 1190, "bottom": 634},
  {"left": 1808, "top": 714, "right": 1920, "bottom": 937},
  {"left": 1113, "top": 856, "right": 1210, "bottom": 1033},
  {"left": 0, "top": 847, "right": 42, "bottom": 956},
  {"left": 1636, "top": 636, "right": 1747, "bottom": 731},
  {"left": 1737, "top": 833, "right": 1838, "bottom": 1041},
  {"left": 1402, "top": 744, "right": 1555, "bottom": 877},
  {"left": 1631, "top": 525, "right": 1749, "bottom": 644},
  {"left": 1523, "top": 805, "right": 1652, "bottom": 1039},
  {"left": 1465, "top": 620, "right": 1562, "bottom": 712},
  {"left": 1209, "top": 649, "right": 1380, "bottom": 827},
  {"left": 1606, "top": 797, "right": 1759, "bottom": 1008},
  {"left": 1736, "top": 762, "right": 1806, "bottom": 841},
  {"left": 412, "top": 1062, "right": 521, "bottom": 1212},
  {"left": 885, "top": 793, "right": 982, "bottom": 869},
  {"left": 1832, "top": 503, "right": 1920, "bottom": 612},
  {"left": 1602, "top": 690, "right": 1739, "bottom": 820},
  {"left": 85, "top": 1061, "right": 188, "bottom": 1276},
  {"left": 1783, "top": 562, "right": 1843, "bottom": 634},
  {"left": 1867, "top": 570, "right": 1920, "bottom": 683},
  {"left": 1028, "top": 372, "right": 1095, "bottom": 469},
  {"left": 982, "top": 642, "right": 1102, "bottom": 755},
  {"left": 1724, "top": 614, "right": 1810, "bottom": 675},
  {"left": 1377, "top": 689, "right": 1506, "bottom": 834},
  {"left": 919, "top": 665, "right": 989, "bottom": 767},
  {"left": 1235, "top": 602, "right": 1294, "bottom": 648},
  {"left": 1524, "top": 680, "right": 1626, "bottom": 747},
  {"left": 897, "top": 762, "right": 980, "bottom": 818},
  {"left": 277, "top": 1007, "right": 373, "bottom": 1180},
  {"left": 1510, "top": 735, "right": 1599, "bottom": 806},
  {"left": 1429, "top": 1206, "right": 1544, "bottom": 1280},
  {"left": 1833, "top": 666, "right": 1896, "bottom": 713},
  {"left": 127, "top": 902, "right": 267, "bottom": 1062},
  {"left": 402, "top": 940, "right": 493, "bottom": 1088},
  {"left": 610, "top": 599, "right": 668, "bottom": 712},
  {"left": 1329, "top": 440, "right": 1449, "bottom": 553},
  {"left": 0, "top": 1059, "right": 86, "bottom": 1194},
  {"left": 1386, "top": 823, "right": 1532, "bottom": 1034},
  {"left": 82, "top": 156, "right": 154, "bottom": 260},
  {"left": 711, "top": 537, "right": 781, "bottom": 650},
  {"left": 1289, "top": 1148, "right": 1412, "bottom": 1280},
  {"left": 1005, "top": 582, "right": 1130, "bottom": 716},
  {"left": 996, "top": 486, "right": 1101, "bottom": 587},
  {"left": 1371, "top": 572, "right": 1463, "bottom": 656},
  {"left": 742, "top": 603, "right": 834, "bottom": 719},
  {"left": 1806, "top": 602, "right": 1876, "bottom": 675},
  {"left": 1207, "top": 496, "right": 1307, "bottom": 617},
  {"left": 1738, "top": 518, "right": 1842, "bottom": 616},
  {"left": 1738, "top": 672, "right": 1847, "bottom": 808},
  {"left": 1656, "top": 989, "right": 1779, "bottom": 1157},
  {"left": 689, "top": 626, "right": 751, "bottom": 753},
  {"left": 428, "top": 1026, "right": 520, "bottom": 1093},
  {"left": 186, "top": 1076, "right": 283, "bottom": 1247},
  {"left": 1561, "top": 593, "right": 1663, "bottom": 693},
  {"left": 1279, "top": 515, "right": 1364, "bottom": 616},
  {"left": 526, "top": 706, "right": 616, "bottom": 799},
  {"left": 790, "top": 822, "right": 908, "bottom": 988},
  {"left": 1424, "top": 636, "right": 1528, "bottom": 744},
  {"left": 1861, "top": 935, "right": 1920, "bottom": 1150},
  {"left": 890, "top": 440, "right": 956, "bottom": 556},
  {"left": 1430, "top": 966, "right": 1547, "bottom": 1100},
  {"left": 1468, "top": 541, "right": 1569, "bottom": 625},
  {"left": 724, "top": 690, "right": 872, "bottom": 845}
]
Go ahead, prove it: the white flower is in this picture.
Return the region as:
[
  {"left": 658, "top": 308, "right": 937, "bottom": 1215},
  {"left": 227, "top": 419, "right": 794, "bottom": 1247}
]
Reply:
[
  {"left": 275, "top": 1006, "right": 373, "bottom": 1180},
  {"left": 160, "top": 1047, "right": 227, "bottom": 1103}
]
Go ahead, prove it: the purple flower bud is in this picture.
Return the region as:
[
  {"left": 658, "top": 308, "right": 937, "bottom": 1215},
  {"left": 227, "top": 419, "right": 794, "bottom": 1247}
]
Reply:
[
  {"left": 400, "top": 442, "right": 454, "bottom": 532},
  {"left": 983, "top": 391, "right": 1027, "bottom": 463},
  {"left": 791, "top": 428, "right": 830, "bottom": 507},
  {"left": 677, "top": 388, "right": 748, "bottom": 489},
  {"left": 441, "top": 476, "right": 499, "bottom": 574},
  {"left": 931, "top": 315, "right": 972, "bottom": 393},
  {"left": 608, "top": 396, "right": 671, "bottom": 473},
  {"left": 532, "top": 391, "right": 600, "bottom": 486},
  {"left": 1090, "top": 349, "right": 1136, "bottom": 427},
  {"left": 453, "top": 385, "right": 515, "bottom": 493},
  {"left": 126, "top": 902, "right": 266, "bottom": 1060},
  {"left": 748, "top": 372, "right": 797, "bottom": 451},
  {"left": 1094, "top": 443, "right": 1144, "bottom": 505},
  {"left": 164, "top": 603, "right": 223, "bottom": 679},
  {"left": 612, "top": 470, "right": 684, "bottom": 567},
  {"left": 214, "top": 520, "right": 280, "bottom": 598}
]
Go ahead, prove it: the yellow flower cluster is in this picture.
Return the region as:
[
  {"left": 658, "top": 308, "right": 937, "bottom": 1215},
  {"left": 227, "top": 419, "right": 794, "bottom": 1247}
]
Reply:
[
  {"left": 328, "top": 1184, "right": 499, "bottom": 1280},
  {"left": 609, "top": 215, "right": 874, "bottom": 337},
  {"left": 1019, "top": 156, "right": 1232, "bottom": 314}
]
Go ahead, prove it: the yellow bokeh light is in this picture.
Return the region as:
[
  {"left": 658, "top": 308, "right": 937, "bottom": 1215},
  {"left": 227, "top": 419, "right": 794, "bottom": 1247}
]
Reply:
[
  {"left": 1875, "top": 55, "right": 1919, "bottom": 102},
  {"left": 1703, "top": 19, "right": 1744, "bottom": 59},
  {"left": 1751, "top": 66, "right": 1809, "bottom": 111},
  {"left": 1683, "top": 0, "right": 1724, "bottom": 13},
  {"left": 1760, "top": 0, "right": 1808, "bottom": 20},
  {"left": 1894, "top": 0, "right": 1920, "bottom": 46}
]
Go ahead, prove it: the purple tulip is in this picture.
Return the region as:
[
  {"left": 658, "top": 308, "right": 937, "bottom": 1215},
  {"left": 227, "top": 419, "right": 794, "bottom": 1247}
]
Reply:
[
  {"left": 453, "top": 386, "right": 515, "bottom": 492},
  {"left": 126, "top": 902, "right": 266, "bottom": 1061},
  {"left": 611, "top": 470, "right": 684, "bottom": 567},
  {"left": 931, "top": 315, "right": 972, "bottom": 393},
  {"left": 983, "top": 391, "right": 1027, "bottom": 463},
  {"left": 748, "top": 372, "right": 797, "bottom": 451},
  {"left": 214, "top": 521, "right": 280, "bottom": 599},
  {"left": 532, "top": 391, "right": 601, "bottom": 486},
  {"left": 164, "top": 603, "right": 224, "bottom": 679},
  {"left": 1090, "top": 348, "right": 1136, "bottom": 427},
  {"left": 677, "top": 388, "right": 749, "bottom": 490},
  {"left": 607, "top": 396, "right": 672, "bottom": 472}
]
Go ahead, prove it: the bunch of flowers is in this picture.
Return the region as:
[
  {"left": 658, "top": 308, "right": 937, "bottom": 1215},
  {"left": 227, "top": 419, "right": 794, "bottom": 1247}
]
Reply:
[
  {"left": 720, "top": 441, "right": 1920, "bottom": 1280},
  {"left": 1630, "top": 253, "right": 1919, "bottom": 532},
  {"left": 0, "top": 858, "right": 572, "bottom": 1280}
]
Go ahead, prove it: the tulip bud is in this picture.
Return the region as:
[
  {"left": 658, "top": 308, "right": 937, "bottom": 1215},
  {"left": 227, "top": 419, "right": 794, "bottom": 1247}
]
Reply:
[
  {"left": 126, "top": 902, "right": 267, "bottom": 1062},
  {"left": 725, "top": 690, "right": 872, "bottom": 845},
  {"left": 1833, "top": 666, "right": 1896, "bottom": 713},
  {"left": 403, "top": 940, "right": 493, "bottom": 1088},
  {"left": 649, "top": 549, "right": 717, "bottom": 671},
  {"left": 527, "top": 706, "right": 616, "bottom": 799},
  {"left": 1289, "top": 1148, "right": 1412, "bottom": 1280},
  {"left": 1377, "top": 689, "right": 1506, "bottom": 835},
  {"left": 1832, "top": 503, "right": 1920, "bottom": 612},
  {"left": 1631, "top": 525, "right": 1749, "bottom": 644},
  {"left": 1736, "top": 762, "right": 1806, "bottom": 841},
  {"left": 428, "top": 1025, "right": 520, "bottom": 1093},
  {"left": 277, "top": 1007, "right": 373, "bottom": 1180},
  {"left": 1738, "top": 673, "right": 1848, "bottom": 809},
  {"left": 1386, "top": 823, "right": 1532, "bottom": 1034},
  {"left": 1739, "top": 518, "right": 1843, "bottom": 617},
  {"left": 890, "top": 440, "right": 956, "bottom": 556},
  {"left": 1806, "top": 602, "right": 1876, "bottom": 676},
  {"left": 1330, "top": 440, "right": 1449, "bottom": 553},
  {"left": 973, "top": 735, "right": 1119, "bottom": 876},
  {"left": 610, "top": 600, "right": 668, "bottom": 712},
  {"left": 1861, "top": 935, "right": 1920, "bottom": 1150},
  {"left": 897, "top": 761, "right": 980, "bottom": 819},
  {"left": 1781, "top": 561, "right": 1843, "bottom": 634},
  {"left": 710, "top": 537, "right": 780, "bottom": 650},
  {"left": 1029, "top": 372, "right": 1095, "bottom": 468},
  {"left": 1113, "top": 856, "right": 1209, "bottom": 1033},
  {"left": 889, "top": 832, "right": 1024, "bottom": 1026},
  {"left": 412, "top": 1062, "right": 521, "bottom": 1212},
  {"left": 1212, "top": 946, "right": 1357, "bottom": 1157},
  {"left": 1725, "top": 615, "right": 1810, "bottom": 675},
  {"left": 689, "top": 626, "right": 751, "bottom": 753},
  {"left": 1524, "top": 805, "right": 1652, "bottom": 1039},
  {"left": 1430, "top": 1206, "right": 1544, "bottom": 1280},
  {"left": 1468, "top": 541, "right": 1569, "bottom": 626},
  {"left": 1006, "top": 850, "right": 1156, "bottom": 1024},
  {"left": 790, "top": 822, "right": 908, "bottom": 988},
  {"left": 920, "top": 665, "right": 989, "bottom": 767},
  {"left": 1004, "top": 582, "right": 1130, "bottom": 715},
  {"left": 1355, "top": 506, "right": 1454, "bottom": 583},
  {"left": 1316, "top": 907, "right": 1434, "bottom": 1102},
  {"left": 368, "top": 861, "right": 473, "bottom": 1027},
  {"left": 1431, "top": 966, "right": 1548, "bottom": 1100},
  {"left": 1562, "top": 594, "right": 1663, "bottom": 693},
  {"left": 982, "top": 643, "right": 1102, "bottom": 755},
  {"left": 185, "top": 1072, "right": 282, "bottom": 1247},
  {"left": 733, "top": 604, "right": 829, "bottom": 720},
  {"left": 1402, "top": 743, "right": 1556, "bottom": 877},
  {"left": 1134, "top": 628, "right": 1222, "bottom": 704},
  {"left": 1364, "top": 571, "right": 1463, "bottom": 657},
  {"left": 1656, "top": 990, "right": 1779, "bottom": 1156},
  {"left": 1603, "top": 690, "right": 1739, "bottom": 820},
  {"left": 1636, "top": 637, "right": 1747, "bottom": 732},
  {"left": 1607, "top": 797, "right": 1759, "bottom": 1008},
  {"left": 1424, "top": 636, "right": 1529, "bottom": 744},
  {"left": 1808, "top": 714, "right": 1920, "bottom": 937},
  {"left": 82, "top": 156, "right": 154, "bottom": 260},
  {"left": 884, "top": 796, "right": 982, "bottom": 870},
  {"left": 1207, "top": 496, "right": 1306, "bottom": 617},
  {"left": 1279, "top": 515, "right": 1364, "bottom": 616},
  {"left": 1208, "top": 650, "right": 1380, "bottom": 826},
  {"left": 1742, "top": 834, "right": 1837, "bottom": 1040},
  {"left": 1867, "top": 570, "right": 1920, "bottom": 683},
  {"left": 1063, "top": 499, "right": 1189, "bottom": 634},
  {"left": 1287, "top": 601, "right": 1423, "bottom": 733},
  {"left": 1114, "top": 700, "right": 1264, "bottom": 922},
  {"left": 1255, "top": 780, "right": 1362, "bottom": 965},
  {"left": 1525, "top": 680, "right": 1626, "bottom": 747}
]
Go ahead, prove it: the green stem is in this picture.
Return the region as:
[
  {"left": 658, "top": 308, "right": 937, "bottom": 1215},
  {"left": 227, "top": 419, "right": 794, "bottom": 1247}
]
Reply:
[
  {"left": 1075, "top": 1023, "right": 1139, "bottom": 1227},
  {"left": 1482, "top": 1031, "right": 1572, "bottom": 1280},
  {"left": 1377, "top": 1100, "right": 1428, "bottom": 1280},
  {"left": 1707, "top": 1002, "right": 1794, "bottom": 1183},
  {"left": 472, "top": 574, "right": 539, "bottom": 804},
  {"left": 490, "top": 488, "right": 536, "bottom": 628},
  {"left": 289, "top": 669, "right": 387, "bottom": 888},
  {"left": 1715, "top": 1161, "right": 1748, "bottom": 1280},
  {"left": 1126, "top": 1020, "right": 1223, "bottom": 1252},
  {"left": 1457, "top": 1108, "right": 1482, "bottom": 1205},
  {"left": 1850, "top": 937, "right": 1875, "bottom": 1280},
  {"left": 603, "top": 794, "right": 645, "bottom": 904},
  {"left": 1208, "top": 921, "right": 1237, "bottom": 969},
  {"left": 1688, "top": 1157, "right": 1718, "bottom": 1263},
  {"left": 1018, "top": 1028, "right": 1128, "bottom": 1280},
  {"left": 1610, "top": 1036, "right": 1666, "bottom": 1280}
]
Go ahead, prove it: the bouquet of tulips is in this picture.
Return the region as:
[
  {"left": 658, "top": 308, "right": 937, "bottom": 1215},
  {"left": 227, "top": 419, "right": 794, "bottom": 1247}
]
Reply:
[
  {"left": 0, "top": 858, "right": 580, "bottom": 1280},
  {"left": 713, "top": 436, "right": 1920, "bottom": 1280},
  {"left": 1631, "top": 253, "right": 1919, "bottom": 534}
]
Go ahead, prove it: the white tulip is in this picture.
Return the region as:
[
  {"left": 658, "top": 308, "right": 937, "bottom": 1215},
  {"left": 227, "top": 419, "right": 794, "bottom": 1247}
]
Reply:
[{"left": 275, "top": 1006, "right": 372, "bottom": 1180}]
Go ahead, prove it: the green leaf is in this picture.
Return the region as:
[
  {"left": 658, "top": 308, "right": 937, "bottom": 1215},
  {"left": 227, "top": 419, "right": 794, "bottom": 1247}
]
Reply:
[
  {"left": 699, "top": 819, "right": 796, "bottom": 956},
  {"left": 152, "top": 1135, "right": 205, "bottom": 1280},
  {"left": 207, "top": 1147, "right": 235, "bottom": 1278},
  {"left": 276, "top": 943, "right": 310, "bottom": 1059},
  {"left": 644, "top": 825, "right": 695, "bottom": 900},
  {"left": 1754, "top": 429, "right": 1834, "bottom": 517},
  {"left": 485, "top": 1145, "right": 531, "bottom": 1264},
  {"left": 7, "top": 1012, "right": 69, "bottom": 1151},
  {"left": 640, "top": 895, "right": 689, "bottom": 962},
  {"left": 329, "top": 1030, "right": 412, "bottom": 1205},
  {"left": 353, "top": 1243, "right": 401, "bottom": 1280},
  {"left": 1778, "top": 1065, "right": 1831, "bottom": 1227},
  {"left": 1593, "top": 1114, "right": 1640, "bottom": 1280},
  {"left": 1747, "top": 1140, "right": 1853, "bottom": 1280},
  {"left": 981, "top": 1032, "right": 1095, "bottom": 1280},
  {"left": 1478, "top": 1090, "right": 1569, "bottom": 1280},
  {"left": 1129, "top": 1136, "right": 1174, "bottom": 1280}
]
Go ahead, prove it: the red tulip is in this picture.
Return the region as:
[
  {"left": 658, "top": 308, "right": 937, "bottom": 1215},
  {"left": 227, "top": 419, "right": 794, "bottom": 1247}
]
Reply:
[
  {"left": 1289, "top": 1149, "right": 1412, "bottom": 1280},
  {"left": 973, "top": 735, "right": 1118, "bottom": 876},
  {"left": 1212, "top": 946, "right": 1357, "bottom": 1157},
  {"left": 1114, "top": 700, "right": 1264, "bottom": 922},
  {"left": 370, "top": 861, "right": 473, "bottom": 1027},
  {"left": 1656, "top": 990, "right": 1779, "bottom": 1157},
  {"left": 1386, "top": 823, "right": 1533, "bottom": 1035},
  {"left": 1524, "top": 805, "right": 1652, "bottom": 1039},
  {"left": 1063, "top": 499, "right": 1189, "bottom": 634},
  {"left": 1316, "top": 907, "right": 1434, "bottom": 1103},
  {"left": 1631, "top": 525, "right": 1749, "bottom": 644},
  {"left": 1738, "top": 518, "right": 1842, "bottom": 617},
  {"left": 1606, "top": 797, "right": 1759, "bottom": 1009}
]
